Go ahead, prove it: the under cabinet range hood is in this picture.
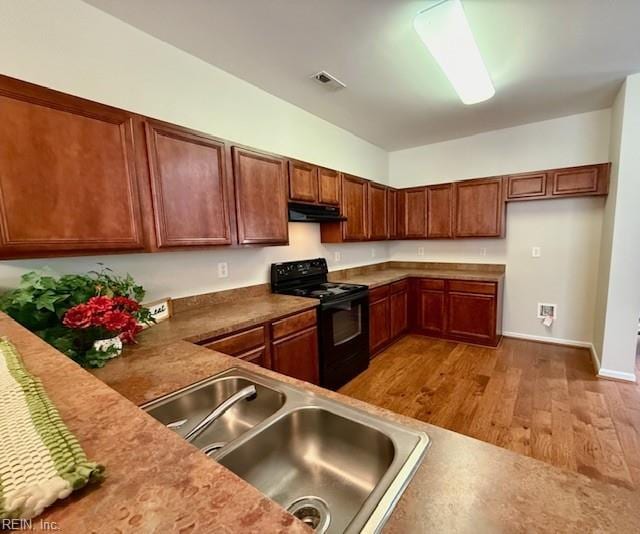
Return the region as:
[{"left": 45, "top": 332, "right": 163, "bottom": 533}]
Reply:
[{"left": 288, "top": 202, "right": 346, "bottom": 223}]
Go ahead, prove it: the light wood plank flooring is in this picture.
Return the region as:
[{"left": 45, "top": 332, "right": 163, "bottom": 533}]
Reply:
[{"left": 339, "top": 335, "right": 640, "bottom": 490}]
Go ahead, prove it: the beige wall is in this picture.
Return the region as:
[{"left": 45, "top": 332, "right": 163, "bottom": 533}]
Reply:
[
  {"left": 0, "top": 0, "right": 389, "bottom": 300},
  {"left": 389, "top": 111, "right": 611, "bottom": 345},
  {"left": 593, "top": 74, "right": 640, "bottom": 381}
]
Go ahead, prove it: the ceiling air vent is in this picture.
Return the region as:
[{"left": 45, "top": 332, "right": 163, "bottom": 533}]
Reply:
[{"left": 311, "top": 71, "right": 346, "bottom": 90}]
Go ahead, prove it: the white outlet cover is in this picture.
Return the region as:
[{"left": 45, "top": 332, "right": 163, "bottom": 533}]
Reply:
[
  {"left": 417, "top": 247, "right": 425, "bottom": 256},
  {"left": 480, "top": 248, "right": 487, "bottom": 256},
  {"left": 371, "top": 248, "right": 376, "bottom": 258},
  {"left": 334, "top": 251, "right": 341, "bottom": 262},
  {"left": 217, "top": 262, "right": 228, "bottom": 278},
  {"left": 531, "top": 246, "right": 541, "bottom": 258}
]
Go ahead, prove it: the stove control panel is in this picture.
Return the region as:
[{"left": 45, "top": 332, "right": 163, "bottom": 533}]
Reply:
[{"left": 272, "top": 258, "right": 328, "bottom": 281}]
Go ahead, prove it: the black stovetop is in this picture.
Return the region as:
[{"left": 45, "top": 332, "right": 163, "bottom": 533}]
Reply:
[{"left": 283, "top": 282, "right": 367, "bottom": 301}]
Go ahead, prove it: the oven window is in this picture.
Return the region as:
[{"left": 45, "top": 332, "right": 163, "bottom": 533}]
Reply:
[{"left": 332, "top": 302, "right": 362, "bottom": 345}]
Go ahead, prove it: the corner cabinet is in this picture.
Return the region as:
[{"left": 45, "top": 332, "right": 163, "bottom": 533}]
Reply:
[
  {"left": 427, "top": 184, "right": 454, "bottom": 238},
  {"left": 0, "top": 76, "right": 147, "bottom": 258},
  {"left": 454, "top": 177, "right": 505, "bottom": 238},
  {"left": 144, "top": 120, "right": 236, "bottom": 248},
  {"left": 367, "top": 183, "right": 388, "bottom": 241},
  {"left": 232, "top": 147, "right": 289, "bottom": 245},
  {"left": 398, "top": 187, "right": 427, "bottom": 239}
]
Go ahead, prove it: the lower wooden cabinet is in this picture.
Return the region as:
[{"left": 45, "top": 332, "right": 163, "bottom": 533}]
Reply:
[
  {"left": 446, "top": 292, "right": 496, "bottom": 344},
  {"left": 199, "top": 309, "right": 320, "bottom": 384},
  {"left": 369, "top": 281, "right": 409, "bottom": 356},
  {"left": 271, "top": 326, "right": 319, "bottom": 384},
  {"left": 419, "top": 289, "right": 445, "bottom": 336}
]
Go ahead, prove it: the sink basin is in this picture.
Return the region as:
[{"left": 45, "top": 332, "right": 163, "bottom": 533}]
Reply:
[
  {"left": 144, "top": 368, "right": 429, "bottom": 533},
  {"left": 218, "top": 406, "right": 395, "bottom": 533},
  {"left": 143, "top": 376, "right": 285, "bottom": 451}
]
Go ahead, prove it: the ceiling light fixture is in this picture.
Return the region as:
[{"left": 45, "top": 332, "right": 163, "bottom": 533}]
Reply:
[{"left": 414, "top": 0, "right": 495, "bottom": 105}]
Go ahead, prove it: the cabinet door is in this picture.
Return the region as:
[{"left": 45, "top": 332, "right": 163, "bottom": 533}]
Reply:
[
  {"left": 551, "top": 166, "right": 604, "bottom": 196},
  {"left": 369, "top": 297, "right": 390, "bottom": 355},
  {"left": 0, "top": 77, "right": 145, "bottom": 258},
  {"left": 399, "top": 187, "right": 427, "bottom": 238},
  {"left": 387, "top": 189, "right": 398, "bottom": 238},
  {"left": 419, "top": 290, "right": 445, "bottom": 336},
  {"left": 271, "top": 326, "right": 319, "bottom": 384},
  {"left": 342, "top": 174, "right": 368, "bottom": 241},
  {"left": 318, "top": 167, "right": 340, "bottom": 205},
  {"left": 368, "top": 183, "right": 388, "bottom": 240},
  {"left": 145, "top": 121, "right": 235, "bottom": 248},
  {"left": 232, "top": 147, "right": 289, "bottom": 245},
  {"left": 454, "top": 178, "right": 505, "bottom": 238},
  {"left": 427, "top": 183, "right": 453, "bottom": 238},
  {"left": 390, "top": 290, "right": 408, "bottom": 340},
  {"left": 237, "top": 346, "right": 267, "bottom": 368},
  {"left": 506, "top": 172, "right": 547, "bottom": 200},
  {"left": 288, "top": 160, "right": 318, "bottom": 203},
  {"left": 446, "top": 292, "right": 496, "bottom": 344}
]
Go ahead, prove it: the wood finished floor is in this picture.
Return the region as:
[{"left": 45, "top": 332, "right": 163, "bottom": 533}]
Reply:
[{"left": 339, "top": 335, "right": 640, "bottom": 490}]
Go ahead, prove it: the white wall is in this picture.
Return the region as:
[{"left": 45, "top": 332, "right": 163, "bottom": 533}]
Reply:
[
  {"left": 389, "top": 110, "right": 612, "bottom": 345},
  {"left": 0, "top": 0, "right": 389, "bottom": 300},
  {"left": 593, "top": 74, "right": 640, "bottom": 381}
]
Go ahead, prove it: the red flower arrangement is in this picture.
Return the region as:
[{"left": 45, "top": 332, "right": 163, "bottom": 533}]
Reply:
[{"left": 63, "top": 295, "right": 145, "bottom": 344}]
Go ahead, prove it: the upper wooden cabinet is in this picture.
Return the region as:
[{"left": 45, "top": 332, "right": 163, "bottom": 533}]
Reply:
[
  {"left": 368, "top": 183, "right": 388, "bottom": 241},
  {"left": 454, "top": 177, "right": 505, "bottom": 238},
  {"left": 398, "top": 187, "right": 427, "bottom": 239},
  {"left": 506, "top": 163, "right": 609, "bottom": 201},
  {"left": 318, "top": 167, "right": 340, "bottom": 205},
  {"left": 387, "top": 188, "right": 398, "bottom": 239},
  {"left": 232, "top": 147, "right": 289, "bottom": 245},
  {"left": 0, "top": 76, "right": 146, "bottom": 259},
  {"left": 427, "top": 184, "right": 453, "bottom": 239},
  {"left": 288, "top": 159, "right": 318, "bottom": 203},
  {"left": 144, "top": 120, "right": 236, "bottom": 248}
]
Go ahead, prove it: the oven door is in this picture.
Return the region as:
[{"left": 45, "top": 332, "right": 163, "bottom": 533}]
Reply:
[{"left": 319, "top": 292, "right": 369, "bottom": 389}]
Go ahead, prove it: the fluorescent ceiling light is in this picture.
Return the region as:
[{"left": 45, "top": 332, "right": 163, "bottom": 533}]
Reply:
[{"left": 414, "top": 0, "right": 495, "bottom": 105}]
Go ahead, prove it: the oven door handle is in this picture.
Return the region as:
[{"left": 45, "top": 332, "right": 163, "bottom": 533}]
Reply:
[{"left": 320, "top": 291, "right": 369, "bottom": 310}]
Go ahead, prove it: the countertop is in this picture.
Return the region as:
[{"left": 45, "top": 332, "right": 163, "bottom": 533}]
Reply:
[
  {"left": 330, "top": 267, "right": 504, "bottom": 289},
  {"left": 3, "top": 302, "right": 640, "bottom": 532}
]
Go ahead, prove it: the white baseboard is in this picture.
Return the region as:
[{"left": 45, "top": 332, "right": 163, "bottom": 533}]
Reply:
[
  {"left": 504, "top": 331, "right": 636, "bottom": 383},
  {"left": 597, "top": 368, "right": 637, "bottom": 382},
  {"left": 502, "top": 331, "right": 592, "bottom": 348}
]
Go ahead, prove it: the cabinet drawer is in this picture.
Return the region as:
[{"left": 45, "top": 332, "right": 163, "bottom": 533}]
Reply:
[
  {"left": 272, "top": 309, "right": 317, "bottom": 340},
  {"left": 201, "top": 326, "right": 265, "bottom": 356},
  {"left": 448, "top": 280, "right": 496, "bottom": 295},
  {"left": 369, "top": 285, "right": 390, "bottom": 302},
  {"left": 389, "top": 279, "right": 408, "bottom": 294},
  {"left": 419, "top": 278, "right": 445, "bottom": 291}
]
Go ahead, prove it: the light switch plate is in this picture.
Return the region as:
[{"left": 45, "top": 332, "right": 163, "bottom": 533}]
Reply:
[{"left": 531, "top": 246, "right": 541, "bottom": 258}]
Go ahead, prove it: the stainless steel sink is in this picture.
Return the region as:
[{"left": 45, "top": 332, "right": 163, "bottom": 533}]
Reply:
[
  {"left": 143, "top": 368, "right": 429, "bottom": 533},
  {"left": 142, "top": 376, "right": 285, "bottom": 452}
]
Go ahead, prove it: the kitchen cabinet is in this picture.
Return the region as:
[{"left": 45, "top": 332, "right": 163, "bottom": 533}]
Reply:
[
  {"left": 318, "top": 167, "right": 340, "bottom": 205},
  {"left": 417, "top": 279, "right": 445, "bottom": 336},
  {"left": 320, "top": 173, "right": 368, "bottom": 242},
  {"left": 271, "top": 326, "right": 319, "bottom": 384},
  {"left": 387, "top": 188, "right": 398, "bottom": 239},
  {"left": 398, "top": 187, "right": 427, "bottom": 239},
  {"left": 288, "top": 159, "right": 318, "bottom": 203},
  {"left": 389, "top": 280, "right": 409, "bottom": 339},
  {"left": 369, "top": 285, "right": 391, "bottom": 355},
  {"left": 0, "top": 75, "right": 147, "bottom": 259},
  {"left": 506, "top": 163, "right": 610, "bottom": 201},
  {"left": 368, "top": 183, "right": 388, "bottom": 240},
  {"left": 446, "top": 281, "right": 499, "bottom": 345},
  {"left": 144, "top": 120, "right": 236, "bottom": 248},
  {"left": 232, "top": 147, "right": 289, "bottom": 245},
  {"left": 427, "top": 184, "right": 454, "bottom": 238},
  {"left": 454, "top": 177, "right": 505, "bottom": 238},
  {"left": 200, "top": 326, "right": 269, "bottom": 368}
]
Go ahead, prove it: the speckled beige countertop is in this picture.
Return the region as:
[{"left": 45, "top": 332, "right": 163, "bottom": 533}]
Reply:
[
  {"left": 3, "top": 295, "right": 640, "bottom": 532},
  {"left": 329, "top": 261, "right": 505, "bottom": 288}
]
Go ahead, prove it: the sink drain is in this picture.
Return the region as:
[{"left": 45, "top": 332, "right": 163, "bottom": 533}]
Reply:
[
  {"left": 286, "top": 496, "right": 330, "bottom": 533},
  {"left": 200, "top": 442, "right": 227, "bottom": 457}
]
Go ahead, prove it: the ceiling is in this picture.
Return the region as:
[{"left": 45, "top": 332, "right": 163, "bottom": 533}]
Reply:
[{"left": 84, "top": 0, "right": 640, "bottom": 150}]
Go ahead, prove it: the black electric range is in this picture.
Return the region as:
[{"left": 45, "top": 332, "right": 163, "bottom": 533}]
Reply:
[{"left": 271, "top": 258, "right": 370, "bottom": 389}]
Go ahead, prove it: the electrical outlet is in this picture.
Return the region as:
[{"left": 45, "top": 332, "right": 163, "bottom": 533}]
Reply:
[
  {"left": 217, "top": 262, "right": 228, "bottom": 278},
  {"left": 480, "top": 247, "right": 487, "bottom": 257},
  {"left": 417, "top": 247, "right": 425, "bottom": 257},
  {"left": 532, "top": 246, "right": 541, "bottom": 258},
  {"left": 334, "top": 251, "right": 341, "bottom": 262},
  {"left": 371, "top": 248, "right": 376, "bottom": 258}
]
